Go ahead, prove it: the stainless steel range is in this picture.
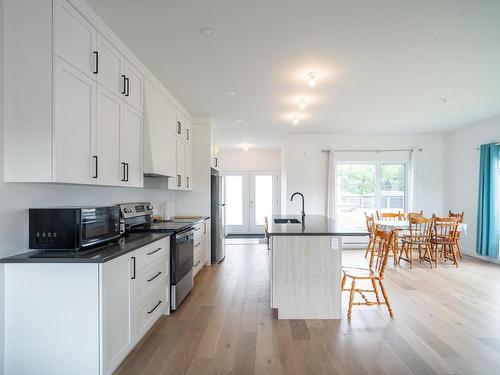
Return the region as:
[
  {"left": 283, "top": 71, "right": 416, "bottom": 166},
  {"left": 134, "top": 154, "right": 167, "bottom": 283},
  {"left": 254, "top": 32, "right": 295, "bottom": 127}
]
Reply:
[{"left": 119, "top": 202, "right": 194, "bottom": 311}]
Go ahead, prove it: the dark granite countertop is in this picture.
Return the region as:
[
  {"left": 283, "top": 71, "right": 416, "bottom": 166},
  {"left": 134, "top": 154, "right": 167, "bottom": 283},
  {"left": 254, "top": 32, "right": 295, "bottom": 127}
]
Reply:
[
  {"left": 267, "top": 215, "right": 369, "bottom": 236},
  {"left": 0, "top": 232, "right": 172, "bottom": 264}
]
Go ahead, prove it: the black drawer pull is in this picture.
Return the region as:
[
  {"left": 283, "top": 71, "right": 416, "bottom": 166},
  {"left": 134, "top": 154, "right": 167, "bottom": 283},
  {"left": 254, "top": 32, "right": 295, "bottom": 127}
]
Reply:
[
  {"left": 147, "top": 271, "right": 162, "bottom": 282},
  {"left": 194, "top": 260, "right": 201, "bottom": 267},
  {"left": 195, "top": 242, "right": 201, "bottom": 247},
  {"left": 147, "top": 300, "right": 162, "bottom": 314},
  {"left": 147, "top": 247, "right": 162, "bottom": 256},
  {"left": 194, "top": 227, "right": 201, "bottom": 232},
  {"left": 131, "top": 257, "right": 136, "bottom": 279},
  {"left": 121, "top": 75, "right": 126, "bottom": 94},
  {"left": 93, "top": 51, "right": 98, "bottom": 74}
]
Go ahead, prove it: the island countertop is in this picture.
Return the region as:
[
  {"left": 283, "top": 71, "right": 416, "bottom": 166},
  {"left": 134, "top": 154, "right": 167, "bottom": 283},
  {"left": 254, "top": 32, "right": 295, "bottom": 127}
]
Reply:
[{"left": 267, "top": 215, "right": 368, "bottom": 236}]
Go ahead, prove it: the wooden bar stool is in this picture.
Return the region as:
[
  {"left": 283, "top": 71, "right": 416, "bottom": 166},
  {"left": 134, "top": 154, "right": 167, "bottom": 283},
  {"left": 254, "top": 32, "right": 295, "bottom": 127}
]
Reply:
[
  {"left": 364, "top": 213, "right": 377, "bottom": 258},
  {"left": 398, "top": 216, "right": 433, "bottom": 269},
  {"left": 342, "top": 229, "right": 397, "bottom": 320}
]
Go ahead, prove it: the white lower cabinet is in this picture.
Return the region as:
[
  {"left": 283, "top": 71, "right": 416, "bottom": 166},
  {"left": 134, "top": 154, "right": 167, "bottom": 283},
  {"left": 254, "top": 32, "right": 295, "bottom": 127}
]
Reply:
[
  {"left": 193, "top": 219, "right": 210, "bottom": 278},
  {"left": 3, "top": 237, "right": 170, "bottom": 375},
  {"left": 101, "top": 254, "right": 134, "bottom": 375}
]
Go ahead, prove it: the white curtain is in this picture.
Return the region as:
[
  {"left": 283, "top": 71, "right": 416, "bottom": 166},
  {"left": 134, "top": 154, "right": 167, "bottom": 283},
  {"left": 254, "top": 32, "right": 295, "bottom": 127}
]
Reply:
[
  {"left": 408, "top": 149, "right": 418, "bottom": 212},
  {"left": 326, "top": 149, "right": 336, "bottom": 218}
]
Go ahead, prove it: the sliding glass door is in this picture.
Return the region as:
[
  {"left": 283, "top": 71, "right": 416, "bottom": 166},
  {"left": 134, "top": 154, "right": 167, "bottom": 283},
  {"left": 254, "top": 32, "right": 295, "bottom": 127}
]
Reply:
[
  {"left": 224, "top": 171, "right": 279, "bottom": 234},
  {"left": 336, "top": 161, "right": 407, "bottom": 231}
]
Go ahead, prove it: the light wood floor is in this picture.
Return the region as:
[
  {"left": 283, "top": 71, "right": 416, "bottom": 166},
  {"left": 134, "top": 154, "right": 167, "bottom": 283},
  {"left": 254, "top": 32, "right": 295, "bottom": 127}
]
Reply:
[{"left": 115, "top": 240, "right": 500, "bottom": 375}]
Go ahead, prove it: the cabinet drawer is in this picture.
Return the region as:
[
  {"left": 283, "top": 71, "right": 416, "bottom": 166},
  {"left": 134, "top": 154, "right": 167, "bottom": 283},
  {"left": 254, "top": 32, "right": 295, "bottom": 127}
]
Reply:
[
  {"left": 194, "top": 224, "right": 203, "bottom": 244},
  {"left": 135, "top": 238, "right": 169, "bottom": 271},
  {"left": 193, "top": 241, "right": 204, "bottom": 277},
  {"left": 134, "top": 256, "right": 167, "bottom": 304},
  {"left": 134, "top": 284, "right": 165, "bottom": 342}
]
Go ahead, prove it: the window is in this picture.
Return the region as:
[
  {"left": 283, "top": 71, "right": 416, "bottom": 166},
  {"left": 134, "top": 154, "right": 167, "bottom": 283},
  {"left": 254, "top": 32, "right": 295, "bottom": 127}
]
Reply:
[{"left": 336, "top": 161, "right": 407, "bottom": 231}]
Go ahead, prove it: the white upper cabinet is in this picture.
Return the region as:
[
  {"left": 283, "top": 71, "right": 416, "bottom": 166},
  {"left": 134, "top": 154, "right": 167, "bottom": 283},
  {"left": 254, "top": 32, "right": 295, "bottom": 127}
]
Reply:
[
  {"left": 53, "top": 56, "right": 96, "bottom": 185},
  {"left": 96, "top": 86, "right": 122, "bottom": 185},
  {"left": 143, "top": 80, "right": 176, "bottom": 177},
  {"left": 210, "top": 126, "right": 221, "bottom": 169},
  {"left": 122, "top": 60, "right": 143, "bottom": 112},
  {"left": 53, "top": 0, "right": 97, "bottom": 78},
  {"left": 96, "top": 33, "right": 122, "bottom": 96},
  {"left": 121, "top": 105, "right": 144, "bottom": 187}
]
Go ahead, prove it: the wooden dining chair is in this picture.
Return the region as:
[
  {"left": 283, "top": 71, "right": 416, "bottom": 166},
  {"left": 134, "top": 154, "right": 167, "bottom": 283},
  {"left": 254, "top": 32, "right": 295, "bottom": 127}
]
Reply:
[
  {"left": 364, "top": 213, "right": 377, "bottom": 258},
  {"left": 406, "top": 210, "right": 424, "bottom": 219},
  {"left": 264, "top": 216, "right": 270, "bottom": 251},
  {"left": 376, "top": 211, "right": 404, "bottom": 221},
  {"left": 448, "top": 210, "right": 464, "bottom": 259},
  {"left": 430, "top": 216, "right": 460, "bottom": 267},
  {"left": 398, "top": 216, "right": 433, "bottom": 269},
  {"left": 342, "top": 229, "right": 397, "bottom": 320}
]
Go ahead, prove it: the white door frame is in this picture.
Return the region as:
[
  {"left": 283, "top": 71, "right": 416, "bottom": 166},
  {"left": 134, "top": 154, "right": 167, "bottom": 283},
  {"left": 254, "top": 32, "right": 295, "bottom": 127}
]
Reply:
[{"left": 223, "top": 170, "right": 280, "bottom": 234}]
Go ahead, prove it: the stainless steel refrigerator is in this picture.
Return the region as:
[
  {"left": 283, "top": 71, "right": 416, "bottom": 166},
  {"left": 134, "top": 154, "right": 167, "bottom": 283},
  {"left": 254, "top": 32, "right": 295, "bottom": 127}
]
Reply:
[{"left": 211, "top": 170, "right": 225, "bottom": 263}]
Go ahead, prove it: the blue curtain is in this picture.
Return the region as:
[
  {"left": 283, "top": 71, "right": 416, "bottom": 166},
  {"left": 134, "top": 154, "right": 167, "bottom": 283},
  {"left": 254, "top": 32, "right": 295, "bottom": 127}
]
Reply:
[{"left": 476, "top": 143, "right": 500, "bottom": 258}]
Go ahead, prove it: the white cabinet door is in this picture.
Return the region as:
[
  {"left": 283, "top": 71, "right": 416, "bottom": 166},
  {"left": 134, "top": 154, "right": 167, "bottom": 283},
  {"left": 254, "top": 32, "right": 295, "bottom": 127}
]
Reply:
[
  {"left": 96, "top": 34, "right": 122, "bottom": 96},
  {"left": 168, "top": 139, "right": 185, "bottom": 190},
  {"left": 122, "top": 60, "right": 143, "bottom": 112},
  {"left": 53, "top": 0, "right": 97, "bottom": 78},
  {"left": 101, "top": 254, "right": 134, "bottom": 375},
  {"left": 184, "top": 145, "right": 192, "bottom": 190},
  {"left": 184, "top": 118, "right": 192, "bottom": 145},
  {"left": 53, "top": 57, "right": 96, "bottom": 184},
  {"left": 121, "top": 105, "right": 143, "bottom": 187},
  {"left": 96, "top": 86, "right": 122, "bottom": 186}
]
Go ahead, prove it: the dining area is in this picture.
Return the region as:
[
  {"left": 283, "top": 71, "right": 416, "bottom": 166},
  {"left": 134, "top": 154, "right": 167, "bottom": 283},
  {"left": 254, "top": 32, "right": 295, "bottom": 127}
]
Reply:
[{"left": 342, "top": 209, "right": 467, "bottom": 321}]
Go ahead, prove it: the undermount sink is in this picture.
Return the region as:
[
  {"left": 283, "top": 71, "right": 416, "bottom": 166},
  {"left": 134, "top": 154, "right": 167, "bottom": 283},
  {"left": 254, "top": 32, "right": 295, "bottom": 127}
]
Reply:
[{"left": 274, "top": 218, "right": 301, "bottom": 224}]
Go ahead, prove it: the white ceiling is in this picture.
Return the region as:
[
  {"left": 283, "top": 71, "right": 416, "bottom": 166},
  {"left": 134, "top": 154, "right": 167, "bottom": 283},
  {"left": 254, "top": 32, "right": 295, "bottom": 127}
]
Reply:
[{"left": 87, "top": 0, "right": 500, "bottom": 148}]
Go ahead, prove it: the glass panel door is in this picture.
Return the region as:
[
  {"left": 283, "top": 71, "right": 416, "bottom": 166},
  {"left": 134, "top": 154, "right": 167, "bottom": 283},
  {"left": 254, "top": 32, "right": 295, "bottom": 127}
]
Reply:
[
  {"left": 249, "top": 173, "right": 278, "bottom": 233},
  {"left": 225, "top": 174, "right": 249, "bottom": 233},
  {"left": 224, "top": 171, "right": 279, "bottom": 234}
]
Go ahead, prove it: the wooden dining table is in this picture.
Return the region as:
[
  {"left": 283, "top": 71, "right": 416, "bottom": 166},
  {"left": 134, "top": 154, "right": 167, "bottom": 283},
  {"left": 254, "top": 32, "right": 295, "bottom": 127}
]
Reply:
[{"left": 375, "top": 220, "right": 468, "bottom": 233}]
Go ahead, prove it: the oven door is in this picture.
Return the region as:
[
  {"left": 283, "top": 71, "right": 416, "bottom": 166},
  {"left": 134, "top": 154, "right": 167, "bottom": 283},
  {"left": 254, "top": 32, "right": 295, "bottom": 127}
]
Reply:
[
  {"left": 80, "top": 207, "right": 121, "bottom": 248},
  {"left": 172, "top": 228, "right": 194, "bottom": 284}
]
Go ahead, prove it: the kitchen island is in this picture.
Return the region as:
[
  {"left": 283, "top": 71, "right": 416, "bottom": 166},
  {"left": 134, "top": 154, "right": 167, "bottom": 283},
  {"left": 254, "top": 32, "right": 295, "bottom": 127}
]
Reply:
[{"left": 267, "top": 215, "right": 367, "bottom": 319}]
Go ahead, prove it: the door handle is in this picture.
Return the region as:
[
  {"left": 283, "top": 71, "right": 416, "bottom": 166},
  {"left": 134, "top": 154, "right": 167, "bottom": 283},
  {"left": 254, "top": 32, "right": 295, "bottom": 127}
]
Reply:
[
  {"left": 92, "top": 155, "right": 98, "bottom": 178},
  {"left": 131, "top": 257, "right": 136, "bottom": 279},
  {"left": 121, "top": 162, "right": 126, "bottom": 181},
  {"left": 93, "top": 51, "right": 98, "bottom": 74},
  {"left": 121, "top": 75, "right": 126, "bottom": 95}
]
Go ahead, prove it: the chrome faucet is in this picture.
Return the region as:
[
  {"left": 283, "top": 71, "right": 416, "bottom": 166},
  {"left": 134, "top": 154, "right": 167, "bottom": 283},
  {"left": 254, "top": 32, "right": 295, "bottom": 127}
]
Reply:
[{"left": 291, "top": 192, "right": 305, "bottom": 220}]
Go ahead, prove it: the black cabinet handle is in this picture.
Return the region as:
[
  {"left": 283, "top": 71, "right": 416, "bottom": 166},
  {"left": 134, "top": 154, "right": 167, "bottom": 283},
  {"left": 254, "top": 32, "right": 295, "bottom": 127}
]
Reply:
[
  {"left": 125, "top": 163, "right": 129, "bottom": 181},
  {"left": 147, "top": 271, "right": 162, "bottom": 282},
  {"left": 131, "top": 257, "right": 136, "bottom": 279},
  {"left": 93, "top": 51, "right": 98, "bottom": 74},
  {"left": 185, "top": 176, "right": 189, "bottom": 188},
  {"left": 194, "top": 260, "right": 201, "bottom": 267},
  {"left": 121, "top": 162, "right": 126, "bottom": 181},
  {"left": 186, "top": 128, "right": 190, "bottom": 141},
  {"left": 121, "top": 75, "right": 126, "bottom": 94},
  {"left": 125, "top": 77, "right": 130, "bottom": 97},
  {"left": 177, "top": 174, "right": 181, "bottom": 187},
  {"left": 215, "top": 157, "right": 218, "bottom": 168},
  {"left": 147, "top": 247, "right": 162, "bottom": 256},
  {"left": 195, "top": 242, "right": 201, "bottom": 248},
  {"left": 177, "top": 121, "right": 182, "bottom": 134},
  {"left": 204, "top": 222, "right": 207, "bottom": 234},
  {"left": 147, "top": 300, "right": 162, "bottom": 314},
  {"left": 92, "top": 155, "right": 98, "bottom": 178}
]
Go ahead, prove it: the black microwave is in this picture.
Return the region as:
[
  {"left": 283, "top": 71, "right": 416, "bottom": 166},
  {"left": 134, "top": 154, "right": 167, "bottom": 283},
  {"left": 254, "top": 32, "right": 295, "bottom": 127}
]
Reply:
[{"left": 29, "top": 206, "right": 121, "bottom": 251}]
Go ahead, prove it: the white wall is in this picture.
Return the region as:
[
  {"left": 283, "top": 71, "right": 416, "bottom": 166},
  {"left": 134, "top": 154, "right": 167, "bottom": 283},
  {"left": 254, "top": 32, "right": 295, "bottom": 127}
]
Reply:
[
  {"left": 283, "top": 134, "right": 445, "bottom": 219},
  {"left": 219, "top": 148, "right": 281, "bottom": 171},
  {"left": 444, "top": 113, "right": 500, "bottom": 258}
]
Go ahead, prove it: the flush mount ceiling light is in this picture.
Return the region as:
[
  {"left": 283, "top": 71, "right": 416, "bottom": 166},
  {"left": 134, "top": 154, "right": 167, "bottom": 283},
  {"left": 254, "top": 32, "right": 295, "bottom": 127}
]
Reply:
[
  {"left": 298, "top": 97, "right": 308, "bottom": 110},
  {"left": 306, "top": 72, "right": 317, "bottom": 87},
  {"left": 291, "top": 114, "right": 300, "bottom": 125},
  {"left": 224, "top": 91, "right": 235, "bottom": 96},
  {"left": 243, "top": 145, "right": 249, "bottom": 152},
  {"left": 200, "top": 27, "right": 216, "bottom": 37},
  {"left": 235, "top": 119, "right": 244, "bottom": 123}
]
